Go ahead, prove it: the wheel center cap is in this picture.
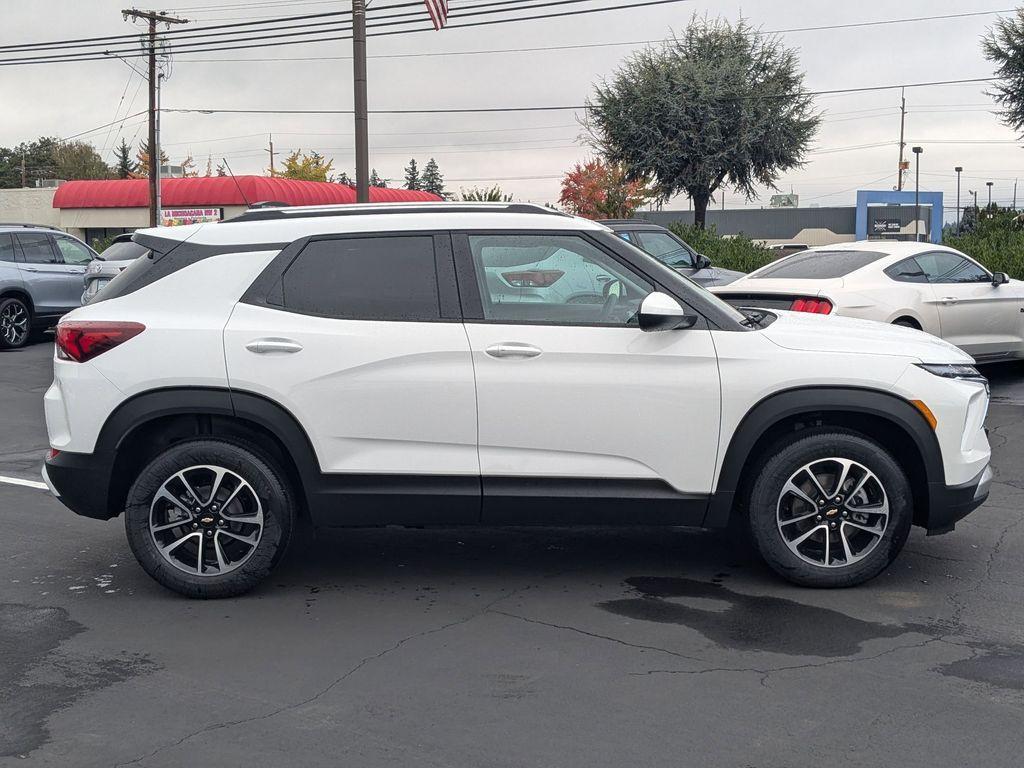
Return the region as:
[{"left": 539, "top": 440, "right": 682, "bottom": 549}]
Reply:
[
  {"left": 199, "top": 514, "right": 216, "bottom": 526},
  {"left": 824, "top": 507, "right": 841, "bottom": 518}
]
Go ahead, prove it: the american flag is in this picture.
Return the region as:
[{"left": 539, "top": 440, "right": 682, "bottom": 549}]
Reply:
[{"left": 423, "top": 0, "right": 448, "bottom": 30}]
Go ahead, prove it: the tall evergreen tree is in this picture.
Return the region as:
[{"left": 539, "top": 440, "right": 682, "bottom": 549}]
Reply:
[
  {"left": 403, "top": 158, "right": 420, "bottom": 190},
  {"left": 420, "top": 158, "right": 445, "bottom": 197},
  {"left": 369, "top": 168, "right": 387, "bottom": 187},
  {"left": 336, "top": 171, "right": 352, "bottom": 186},
  {"left": 113, "top": 138, "right": 137, "bottom": 179}
]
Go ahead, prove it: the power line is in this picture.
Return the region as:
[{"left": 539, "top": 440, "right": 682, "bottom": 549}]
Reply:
[
  {"left": 179, "top": 8, "right": 1015, "bottom": 63},
  {"left": 0, "top": 0, "right": 694, "bottom": 65}
]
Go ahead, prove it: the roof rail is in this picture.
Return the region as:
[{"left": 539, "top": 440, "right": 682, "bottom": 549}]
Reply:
[
  {"left": 222, "top": 202, "right": 569, "bottom": 224},
  {"left": 0, "top": 222, "right": 62, "bottom": 230},
  {"left": 596, "top": 218, "right": 651, "bottom": 225}
]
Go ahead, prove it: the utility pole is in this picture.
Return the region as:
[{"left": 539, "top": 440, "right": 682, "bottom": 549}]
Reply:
[
  {"left": 265, "top": 134, "right": 276, "bottom": 176},
  {"left": 20, "top": 152, "right": 26, "bottom": 188},
  {"left": 987, "top": 181, "right": 994, "bottom": 211},
  {"left": 1014, "top": 178, "right": 1019, "bottom": 211},
  {"left": 352, "top": 0, "right": 370, "bottom": 203},
  {"left": 897, "top": 88, "right": 907, "bottom": 191},
  {"left": 955, "top": 166, "right": 963, "bottom": 235},
  {"left": 122, "top": 9, "right": 188, "bottom": 227}
]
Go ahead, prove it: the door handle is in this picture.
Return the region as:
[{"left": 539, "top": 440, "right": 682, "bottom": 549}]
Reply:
[
  {"left": 941, "top": 296, "right": 959, "bottom": 305},
  {"left": 245, "top": 338, "right": 303, "bottom": 354},
  {"left": 23, "top": 267, "right": 40, "bottom": 272},
  {"left": 485, "top": 342, "right": 543, "bottom": 359}
]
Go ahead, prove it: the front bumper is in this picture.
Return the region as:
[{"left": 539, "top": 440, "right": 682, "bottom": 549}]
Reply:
[
  {"left": 926, "top": 463, "right": 993, "bottom": 535},
  {"left": 43, "top": 450, "right": 118, "bottom": 521}
]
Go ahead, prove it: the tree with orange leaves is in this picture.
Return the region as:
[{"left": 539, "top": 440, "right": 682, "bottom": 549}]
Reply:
[{"left": 558, "top": 159, "right": 651, "bottom": 220}]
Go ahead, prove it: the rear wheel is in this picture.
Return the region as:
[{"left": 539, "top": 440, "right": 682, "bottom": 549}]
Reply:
[
  {"left": 893, "top": 317, "right": 920, "bottom": 329},
  {"left": 0, "top": 297, "right": 31, "bottom": 349},
  {"left": 124, "top": 439, "right": 295, "bottom": 598},
  {"left": 746, "top": 430, "right": 913, "bottom": 588}
]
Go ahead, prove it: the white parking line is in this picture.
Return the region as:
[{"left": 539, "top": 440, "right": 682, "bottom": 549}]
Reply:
[{"left": 0, "top": 475, "right": 48, "bottom": 491}]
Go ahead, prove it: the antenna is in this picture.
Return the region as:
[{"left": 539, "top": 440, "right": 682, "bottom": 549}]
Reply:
[{"left": 221, "top": 158, "right": 252, "bottom": 208}]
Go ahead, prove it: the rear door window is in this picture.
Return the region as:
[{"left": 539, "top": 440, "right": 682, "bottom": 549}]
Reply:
[
  {"left": 15, "top": 233, "right": 57, "bottom": 264},
  {"left": 753, "top": 250, "right": 887, "bottom": 279},
  {"left": 884, "top": 258, "right": 928, "bottom": 283},
  {"left": 0, "top": 233, "right": 17, "bottom": 263},
  {"left": 279, "top": 236, "right": 442, "bottom": 321}
]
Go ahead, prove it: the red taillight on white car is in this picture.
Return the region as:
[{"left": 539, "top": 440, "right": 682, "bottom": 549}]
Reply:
[
  {"left": 55, "top": 321, "right": 145, "bottom": 363},
  {"left": 790, "top": 298, "right": 833, "bottom": 315},
  {"left": 502, "top": 269, "right": 564, "bottom": 288}
]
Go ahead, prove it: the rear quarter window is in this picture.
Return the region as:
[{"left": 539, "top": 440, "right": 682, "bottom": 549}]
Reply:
[{"left": 753, "top": 250, "right": 887, "bottom": 279}]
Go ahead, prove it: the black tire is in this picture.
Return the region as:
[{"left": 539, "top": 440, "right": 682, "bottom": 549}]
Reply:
[
  {"left": 746, "top": 429, "right": 913, "bottom": 588},
  {"left": 0, "top": 297, "right": 32, "bottom": 349},
  {"left": 893, "top": 318, "right": 919, "bottom": 329},
  {"left": 124, "top": 439, "right": 295, "bottom": 598}
]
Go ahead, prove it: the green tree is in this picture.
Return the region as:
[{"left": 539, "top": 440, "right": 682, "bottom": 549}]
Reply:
[
  {"left": 403, "top": 158, "right": 420, "bottom": 190},
  {"left": 336, "top": 171, "right": 352, "bottom": 186},
  {"left": 460, "top": 185, "right": 512, "bottom": 202},
  {"left": 370, "top": 168, "right": 387, "bottom": 187},
  {"left": 0, "top": 137, "right": 60, "bottom": 188},
  {"left": 983, "top": 10, "right": 1024, "bottom": 138},
  {"left": 113, "top": 139, "right": 137, "bottom": 179},
  {"left": 52, "top": 141, "right": 111, "bottom": 180},
  {"left": 587, "top": 16, "right": 819, "bottom": 228},
  {"left": 215, "top": 162, "right": 227, "bottom": 177},
  {"left": 278, "top": 149, "right": 334, "bottom": 182},
  {"left": 420, "top": 158, "right": 445, "bottom": 197}
]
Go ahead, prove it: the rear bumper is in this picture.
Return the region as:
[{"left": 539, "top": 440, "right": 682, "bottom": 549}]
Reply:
[
  {"left": 926, "top": 463, "right": 993, "bottom": 535},
  {"left": 42, "top": 450, "right": 118, "bottom": 521}
]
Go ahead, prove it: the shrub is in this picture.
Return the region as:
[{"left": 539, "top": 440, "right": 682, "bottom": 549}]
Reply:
[
  {"left": 667, "top": 222, "right": 775, "bottom": 274},
  {"left": 944, "top": 210, "right": 1024, "bottom": 279}
]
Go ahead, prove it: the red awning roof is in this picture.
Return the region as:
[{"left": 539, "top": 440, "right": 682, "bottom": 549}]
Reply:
[{"left": 52, "top": 176, "right": 441, "bottom": 209}]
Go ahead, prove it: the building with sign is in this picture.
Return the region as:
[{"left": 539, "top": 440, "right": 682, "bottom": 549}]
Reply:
[{"left": 0, "top": 176, "right": 441, "bottom": 248}]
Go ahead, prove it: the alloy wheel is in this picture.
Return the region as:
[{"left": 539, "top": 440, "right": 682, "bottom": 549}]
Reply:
[
  {"left": 0, "top": 301, "right": 29, "bottom": 346},
  {"left": 149, "top": 465, "right": 264, "bottom": 576},
  {"left": 776, "top": 457, "right": 889, "bottom": 568}
]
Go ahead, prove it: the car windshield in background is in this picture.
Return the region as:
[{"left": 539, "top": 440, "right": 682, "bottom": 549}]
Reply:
[
  {"left": 97, "top": 240, "right": 148, "bottom": 262},
  {"left": 752, "top": 250, "right": 887, "bottom": 279}
]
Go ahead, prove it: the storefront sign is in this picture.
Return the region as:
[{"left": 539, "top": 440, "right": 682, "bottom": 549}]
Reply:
[
  {"left": 871, "top": 218, "right": 901, "bottom": 234},
  {"left": 160, "top": 207, "right": 223, "bottom": 227}
]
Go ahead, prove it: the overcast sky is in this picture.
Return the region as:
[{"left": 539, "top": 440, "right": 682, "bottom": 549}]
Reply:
[{"left": 0, "top": 0, "right": 1020, "bottom": 214}]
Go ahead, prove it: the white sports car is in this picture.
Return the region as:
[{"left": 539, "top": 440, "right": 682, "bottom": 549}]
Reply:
[{"left": 711, "top": 241, "right": 1024, "bottom": 363}]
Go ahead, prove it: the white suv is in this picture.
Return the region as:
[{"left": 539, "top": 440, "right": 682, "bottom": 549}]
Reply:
[{"left": 42, "top": 203, "right": 993, "bottom": 598}]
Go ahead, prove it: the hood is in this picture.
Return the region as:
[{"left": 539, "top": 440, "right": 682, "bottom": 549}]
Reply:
[
  {"left": 691, "top": 266, "right": 745, "bottom": 286},
  {"left": 760, "top": 310, "right": 972, "bottom": 364}
]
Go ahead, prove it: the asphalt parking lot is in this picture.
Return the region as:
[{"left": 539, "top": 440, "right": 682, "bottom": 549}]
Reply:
[{"left": 2, "top": 342, "right": 1024, "bottom": 768}]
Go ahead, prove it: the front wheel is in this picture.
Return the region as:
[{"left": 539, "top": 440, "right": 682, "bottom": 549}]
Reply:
[
  {"left": 746, "top": 430, "right": 913, "bottom": 588},
  {"left": 124, "top": 439, "right": 295, "bottom": 598}
]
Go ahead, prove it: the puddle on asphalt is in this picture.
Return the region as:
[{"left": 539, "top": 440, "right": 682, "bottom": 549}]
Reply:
[
  {"left": 598, "top": 576, "right": 1024, "bottom": 692},
  {"left": 0, "top": 603, "right": 157, "bottom": 759},
  {"left": 598, "top": 576, "right": 916, "bottom": 657}
]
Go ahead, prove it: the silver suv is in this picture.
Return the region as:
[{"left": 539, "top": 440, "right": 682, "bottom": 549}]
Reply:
[{"left": 0, "top": 224, "right": 96, "bottom": 348}]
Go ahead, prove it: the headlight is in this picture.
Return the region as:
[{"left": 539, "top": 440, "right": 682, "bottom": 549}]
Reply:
[{"left": 916, "top": 363, "right": 987, "bottom": 383}]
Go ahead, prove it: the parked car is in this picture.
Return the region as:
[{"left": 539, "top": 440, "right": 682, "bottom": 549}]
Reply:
[
  {"left": 43, "top": 203, "right": 991, "bottom": 598},
  {"left": 767, "top": 243, "right": 810, "bottom": 252},
  {"left": 82, "top": 233, "right": 146, "bottom": 305},
  {"left": 0, "top": 224, "right": 96, "bottom": 349},
  {"left": 600, "top": 220, "right": 744, "bottom": 287},
  {"left": 711, "top": 241, "right": 1024, "bottom": 363}
]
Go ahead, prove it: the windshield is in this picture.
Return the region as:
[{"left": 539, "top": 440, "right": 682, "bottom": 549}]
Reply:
[
  {"left": 752, "top": 250, "right": 887, "bottom": 279},
  {"left": 97, "top": 239, "right": 149, "bottom": 262}
]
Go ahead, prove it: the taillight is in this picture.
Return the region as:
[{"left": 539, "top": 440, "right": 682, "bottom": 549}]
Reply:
[
  {"left": 55, "top": 321, "right": 145, "bottom": 363},
  {"left": 790, "top": 297, "right": 833, "bottom": 315},
  {"left": 502, "top": 269, "right": 564, "bottom": 288}
]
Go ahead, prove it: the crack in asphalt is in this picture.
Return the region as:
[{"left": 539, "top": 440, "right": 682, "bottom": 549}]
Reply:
[{"left": 112, "top": 585, "right": 536, "bottom": 768}]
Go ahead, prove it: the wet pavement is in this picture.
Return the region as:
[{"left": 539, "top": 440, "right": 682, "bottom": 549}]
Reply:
[{"left": 2, "top": 342, "right": 1023, "bottom": 767}]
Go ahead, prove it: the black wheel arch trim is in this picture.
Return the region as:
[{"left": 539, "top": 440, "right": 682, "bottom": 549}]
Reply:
[{"left": 704, "top": 386, "right": 945, "bottom": 530}]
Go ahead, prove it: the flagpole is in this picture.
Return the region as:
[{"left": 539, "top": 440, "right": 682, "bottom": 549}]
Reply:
[{"left": 353, "top": 0, "right": 370, "bottom": 203}]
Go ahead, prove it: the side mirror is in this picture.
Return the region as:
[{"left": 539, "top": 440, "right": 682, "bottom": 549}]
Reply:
[
  {"left": 992, "top": 271, "right": 1009, "bottom": 286},
  {"left": 638, "top": 292, "right": 698, "bottom": 332},
  {"left": 696, "top": 253, "right": 712, "bottom": 270}
]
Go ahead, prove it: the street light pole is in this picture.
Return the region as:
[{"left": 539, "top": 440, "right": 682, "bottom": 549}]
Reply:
[
  {"left": 912, "top": 146, "right": 923, "bottom": 241},
  {"left": 955, "top": 166, "right": 963, "bottom": 235},
  {"left": 352, "top": 0, "right": 369, "bottom": 203},
  {"left": 986, "top": 181, "right": 994, "bottom": 212}
]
